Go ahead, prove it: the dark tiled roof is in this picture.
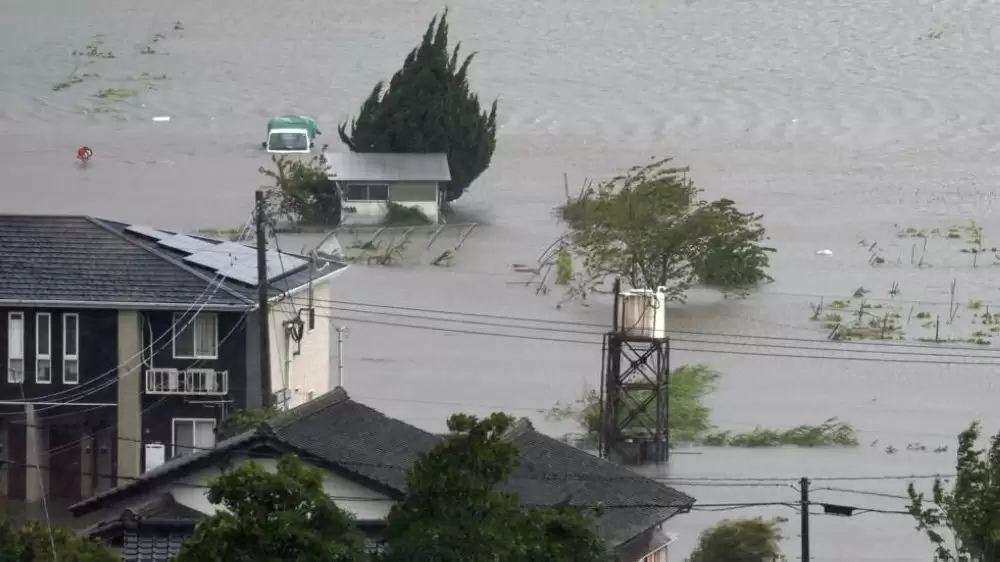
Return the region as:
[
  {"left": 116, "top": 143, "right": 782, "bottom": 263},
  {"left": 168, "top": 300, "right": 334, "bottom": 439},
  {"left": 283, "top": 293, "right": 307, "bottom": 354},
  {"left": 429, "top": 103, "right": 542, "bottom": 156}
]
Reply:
[
  {"left": 71, "top": 389, "right": 694, "bottom": 549},
  {"left": 0, "top": 214, "right": 346, "bottom": 308},
  {"left": 503, "top": 422, "right": 693, "bottom": 547},
  {"left": 266, "top": 389, "right": 441, "bottom": 492},
  {"left": 122, "top": 529, "right": 189, "bottom": 562}
]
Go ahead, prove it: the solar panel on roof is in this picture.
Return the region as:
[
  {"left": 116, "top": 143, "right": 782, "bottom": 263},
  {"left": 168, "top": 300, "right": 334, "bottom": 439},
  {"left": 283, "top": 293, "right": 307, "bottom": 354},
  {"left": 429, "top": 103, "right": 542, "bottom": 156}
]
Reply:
[
  {"left": 222, "top": 263, "right": 260, "bottom": 286},
  {"left": 157, "top": 234, "right": 216, "bottom": 255},
  {"left": 125, "top": 225, "right": 169, "bottom": 240},
  {"left": 213, "top": 241, "right": 257, "bottom": 257},
  {"left": 266, "top": 251, "right": 308, "bottom": 271},
  {"left": 183, "top": 251, "right": 247, "bottom": 272}
]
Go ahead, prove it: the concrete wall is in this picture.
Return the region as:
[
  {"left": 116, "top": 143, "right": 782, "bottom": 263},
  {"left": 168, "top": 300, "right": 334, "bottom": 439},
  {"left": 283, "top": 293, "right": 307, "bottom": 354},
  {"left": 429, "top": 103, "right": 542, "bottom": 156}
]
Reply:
[
  {"left": 341, "top": 181, "right": 440, "bottom": 226},
  {"left": 116, "top": 311, "right": 142, "bottom": 485},
  {"left": 268, "top": 280, "right": 333, "bottom": 410}
]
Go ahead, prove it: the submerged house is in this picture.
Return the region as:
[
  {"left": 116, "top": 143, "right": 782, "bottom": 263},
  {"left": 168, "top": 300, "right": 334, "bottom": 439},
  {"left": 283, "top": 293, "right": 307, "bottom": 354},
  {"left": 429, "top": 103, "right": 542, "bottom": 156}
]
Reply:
[
  {"left": 324, "top": 152, "right": 451, "bottom": 225},
  {"left": 72, "top": 388, "right": 694, "bottom": 562}
]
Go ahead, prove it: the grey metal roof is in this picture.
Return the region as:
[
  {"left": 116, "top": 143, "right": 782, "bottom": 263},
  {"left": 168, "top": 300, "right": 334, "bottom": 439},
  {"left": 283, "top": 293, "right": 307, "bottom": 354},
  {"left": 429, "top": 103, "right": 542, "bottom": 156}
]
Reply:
[
  {"left": 325, "top": 152, "right": 451, "bottom": 182},
  {"left": 0, "top": 215, "right": 347, "bottom": 308},
  {"left": 71, "top": 389, "right": 694, "bottom": 550}
]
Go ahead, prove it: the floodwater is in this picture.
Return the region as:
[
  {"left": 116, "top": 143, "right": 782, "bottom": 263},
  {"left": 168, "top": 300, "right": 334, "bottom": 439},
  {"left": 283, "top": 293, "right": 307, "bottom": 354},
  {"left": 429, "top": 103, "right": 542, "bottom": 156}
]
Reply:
[{"left": 5, "top": 0, "right": 1000, "bottom": 558}]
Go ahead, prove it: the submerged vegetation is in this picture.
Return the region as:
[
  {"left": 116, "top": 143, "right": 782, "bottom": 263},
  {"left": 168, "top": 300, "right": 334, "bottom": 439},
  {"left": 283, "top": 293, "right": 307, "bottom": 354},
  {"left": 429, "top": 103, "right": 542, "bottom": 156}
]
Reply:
[
  {"left": 810, "top": 276, "right": 1000, "bottom": 345},
  {"left": 549, "top": 158, "right": 774, "bottom": 304},
  {"left": 547, "top": 364, "right": 858, "bottom": 449},
  {"left": 51, "top": 25, "right": 182, "bottom": 115}
]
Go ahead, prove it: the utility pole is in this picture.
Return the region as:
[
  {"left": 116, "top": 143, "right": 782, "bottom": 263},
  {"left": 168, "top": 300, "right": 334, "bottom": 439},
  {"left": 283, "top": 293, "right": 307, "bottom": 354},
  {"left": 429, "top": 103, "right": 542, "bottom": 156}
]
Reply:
[
  {"left": 255, "top": 190, "right": 272, "bottom": 408},
  {"left": 800, "top": 477, "right": 811, "bottom": 562},
  {"left": 335, "top": 326, "right": 348, "bottom": 388}
]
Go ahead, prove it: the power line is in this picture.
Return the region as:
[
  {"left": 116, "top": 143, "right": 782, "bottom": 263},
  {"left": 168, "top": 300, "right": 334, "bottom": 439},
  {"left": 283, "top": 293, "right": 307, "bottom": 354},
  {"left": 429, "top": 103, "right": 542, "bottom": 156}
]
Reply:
[
  {"left": 30, "top": 312, "right": 252, "bottom": 460},
  {"left": 309, "top": 310, "right": 1000, "bottom": 366},
  {"left": 313, "top": 302, "right": 1000, "bottom": 360},
  {"left": 305, "top": 296, "right": 1000, "bottom": 354},
  {"left": 0, "top": 459, "right": 927, "bottom": 516}
]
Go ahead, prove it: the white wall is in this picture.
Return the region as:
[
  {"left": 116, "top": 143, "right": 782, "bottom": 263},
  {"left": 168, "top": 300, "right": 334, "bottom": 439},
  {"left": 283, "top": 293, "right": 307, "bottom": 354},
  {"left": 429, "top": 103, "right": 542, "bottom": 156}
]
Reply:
[
  {"left": 268, "top": 279, "right": 334, "bottom": 409},
  {"left": 341, "top": 201, "right": 439, "bottom": 226},
  {"left": 165, "top": 456, "right": 396, "bottom": 521}
]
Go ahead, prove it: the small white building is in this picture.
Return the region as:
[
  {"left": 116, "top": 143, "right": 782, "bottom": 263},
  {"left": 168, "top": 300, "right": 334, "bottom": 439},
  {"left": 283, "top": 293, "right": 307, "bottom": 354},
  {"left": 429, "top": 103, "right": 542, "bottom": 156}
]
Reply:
[{"left": 324, "top": 152, "right": 451, "bottom": 225}]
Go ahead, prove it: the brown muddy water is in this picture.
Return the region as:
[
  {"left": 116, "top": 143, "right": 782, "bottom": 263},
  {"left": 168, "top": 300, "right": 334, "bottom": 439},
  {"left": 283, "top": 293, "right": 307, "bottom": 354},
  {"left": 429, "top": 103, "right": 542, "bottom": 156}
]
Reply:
[{"left": 5, "top": 0, "right": 1000, "bottom": 557}]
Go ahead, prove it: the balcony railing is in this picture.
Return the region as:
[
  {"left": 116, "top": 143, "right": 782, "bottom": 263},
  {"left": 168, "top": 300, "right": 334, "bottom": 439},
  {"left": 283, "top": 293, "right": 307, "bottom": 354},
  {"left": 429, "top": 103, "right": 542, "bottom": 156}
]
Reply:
[{"left": 145, "top": 368, "right": 228, "bottom": 395}]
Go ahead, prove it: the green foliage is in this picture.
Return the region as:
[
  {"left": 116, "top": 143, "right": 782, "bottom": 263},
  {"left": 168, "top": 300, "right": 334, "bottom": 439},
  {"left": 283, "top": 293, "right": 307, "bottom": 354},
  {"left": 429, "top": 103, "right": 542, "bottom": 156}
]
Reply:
[
  {"left": 0, "top": 516, "right": 118, "bottom": 562},
  {"left": 259, "top": 155, "right": 341, "bottom": 226},
  {"left": 559, "top": 158, "right": 774, "bottom": 301},
  {"left": 687, "top": 517, "right": 787, "bottom": 562},
  {"left": 175, "top": 455, "right": 367, "bottom": 562},
  {"left": 548, "top": 364, "right": 857, "bottom": 449},
  {"left": 701, "top": 419, "right": 858, "bottom": 447},
  {"left": 337, "top": 10, "right": 498, "bottom": 203},
  {"left": 383, "top": 202, "right": 432, "bottom": 226},
  {"left": 907, "top": 421, "right": 1000, "bottom": 561},
  {"left": 217, "top": 407, "right": 279, "bottom": 439},
  {"left": 555, "top": 249, "right": 574, "bottom": 285},
  {"left": 381, "top": 413, "right": 608, "bottom": 562}
]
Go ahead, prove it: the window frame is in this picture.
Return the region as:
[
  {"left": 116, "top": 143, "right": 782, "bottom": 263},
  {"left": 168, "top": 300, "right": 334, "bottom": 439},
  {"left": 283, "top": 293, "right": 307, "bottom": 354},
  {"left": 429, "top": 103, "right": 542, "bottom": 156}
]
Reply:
[
  {"left": 172, "top": 313, "right": 220, "bottom": 359},
  {"left": 171, "top": 417, "right": 217, "bottom": 457},
  {"left": 8, "top": 312, "right": 24, "bottom": 383},
  {"left": 36, "top": 312, "right": 52, "bottom": 384},
  {"left": 63, "top": 313, "right": 80, "bottom": 384},
  {"left": 343, "top": 183, "right": 390, "bottom": 202}
]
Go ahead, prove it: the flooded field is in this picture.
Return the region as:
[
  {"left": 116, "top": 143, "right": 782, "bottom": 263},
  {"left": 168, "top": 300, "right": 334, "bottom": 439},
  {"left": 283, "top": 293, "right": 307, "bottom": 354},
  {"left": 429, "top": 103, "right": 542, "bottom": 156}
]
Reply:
[{"left": 5, "top": 0, "right": 1000, "bottom": 558}]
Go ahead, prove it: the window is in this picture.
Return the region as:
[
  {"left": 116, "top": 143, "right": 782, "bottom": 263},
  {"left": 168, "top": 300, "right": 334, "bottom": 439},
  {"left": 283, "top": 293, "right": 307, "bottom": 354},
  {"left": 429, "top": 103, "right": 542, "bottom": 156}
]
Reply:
[
  {"left": 173, "top": 313, "right": 219, "bottom": 359},
  {"left": 344, "top": 183, "right": 389, "bottom": 202},
  {"left": 8, "top": 312, "right": 24, "bottom": 383},
  {"left": 172, "top": 418, "right": 216, "bottom": 457},
  {"left": 36, "top": 313, "right": 51, "bottom": 383},
  {"left": 63, "top": 313, "right": 79, "bottom": 384}
]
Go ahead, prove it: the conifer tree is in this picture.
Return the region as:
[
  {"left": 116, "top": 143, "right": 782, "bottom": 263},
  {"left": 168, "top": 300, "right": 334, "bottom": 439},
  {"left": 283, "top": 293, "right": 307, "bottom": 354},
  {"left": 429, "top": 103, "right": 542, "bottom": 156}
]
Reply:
[{"left": 338, "top": 10, "right": 498, "bottom": 202}]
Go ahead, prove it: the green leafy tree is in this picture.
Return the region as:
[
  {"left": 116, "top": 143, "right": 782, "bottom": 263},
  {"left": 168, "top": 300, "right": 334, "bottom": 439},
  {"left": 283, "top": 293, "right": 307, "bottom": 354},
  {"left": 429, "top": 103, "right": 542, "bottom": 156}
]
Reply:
[
  {"left": 217, "top": 406, "right": 279, "bottom": 439},
  {"left": 174, "top": 455, "right": 367, "bottom": 562},
  {"left": 559, "top": 157, "right": 774, "bottom": 302},
  {"left": 337, "top": 10, "right": 498, "bottom": 203},
  {"left": 259, "top": 155, "right": 341, "bottom": 226},
  {"left": 907, "top": 421, "right": 1000, "bottom": 561},
  {"left": 380, "top": 413, "right": 608, "bottom": 562},
  {"left": 687, "top": 517, "right": 786, "bottom": 562},
  {"left": 0, "top": 517, "right": 118, "bottom": 562}
]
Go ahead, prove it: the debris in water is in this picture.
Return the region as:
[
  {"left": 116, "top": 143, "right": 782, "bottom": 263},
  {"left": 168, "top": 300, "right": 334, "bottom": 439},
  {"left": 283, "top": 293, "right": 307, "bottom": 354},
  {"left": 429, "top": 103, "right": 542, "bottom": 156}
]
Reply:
[
  {"left": 815, "top": 249, "right": 833, "bottom": 255},
  {"left": 152, "top": 116, "right": 170, "bottom": 122}
]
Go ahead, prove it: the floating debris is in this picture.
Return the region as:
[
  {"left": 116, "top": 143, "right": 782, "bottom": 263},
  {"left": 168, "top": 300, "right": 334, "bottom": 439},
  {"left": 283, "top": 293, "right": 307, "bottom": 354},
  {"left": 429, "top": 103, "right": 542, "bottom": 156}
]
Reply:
[{"left": 152, "top": 116, "right": 170, "bottom": 122}]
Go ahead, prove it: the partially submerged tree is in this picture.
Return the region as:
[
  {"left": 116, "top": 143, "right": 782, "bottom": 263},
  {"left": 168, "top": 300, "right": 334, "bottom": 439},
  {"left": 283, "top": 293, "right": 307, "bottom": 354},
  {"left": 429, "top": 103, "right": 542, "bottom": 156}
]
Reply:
[
  {"left": 0, "top": 516, "right": 118, "bottom": 562},
  {"left": 559, "top": 158, "right": 774, "bottom": 301},
  {"left": 548, "top": 364, "right": 857, "bottom": 449},
  {"left": 259, "top": 155, "right": 340, "bottom": 226},
  {"left": 380, "top": 413, "right": 608, "bottom": 562},
  {"left": 338, "top": 10, "right": 498, "bottom": 203},
  {"left": 907, "top": 421, "right": 1000, "bottom": 561},
  {"left": 174, "top": 455, "right": 367, "bottom": 562},
  {"left": 687, "top": 517, "right": 787, "bottom": 562}
]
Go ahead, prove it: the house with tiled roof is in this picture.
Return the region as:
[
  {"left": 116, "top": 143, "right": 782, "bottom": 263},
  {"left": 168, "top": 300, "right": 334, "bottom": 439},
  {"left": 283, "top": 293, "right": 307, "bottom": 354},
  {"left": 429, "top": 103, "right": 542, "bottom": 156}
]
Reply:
[
  {"left": 0, "top": 214, "right": 347, "bottom": 508},
  {"left": 70, "top": 388, "right": 695, "bottom": 562}
]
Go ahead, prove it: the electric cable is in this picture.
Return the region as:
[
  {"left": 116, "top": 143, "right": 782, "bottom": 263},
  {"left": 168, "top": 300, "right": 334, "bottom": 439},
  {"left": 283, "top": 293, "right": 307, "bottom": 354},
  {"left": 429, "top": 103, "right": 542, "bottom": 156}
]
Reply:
[
  {"left": 32, "top": 312, "right": 252, "bottom": 460},
  {"left": 307, "top": 310, "right": 1000, "bottom": 366},
  {"left": 311, "top": 302, "right": 1000, "bottom": 360},
  {"left": 303, "top": 296, "right": 1000, "bottom": 354}
]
